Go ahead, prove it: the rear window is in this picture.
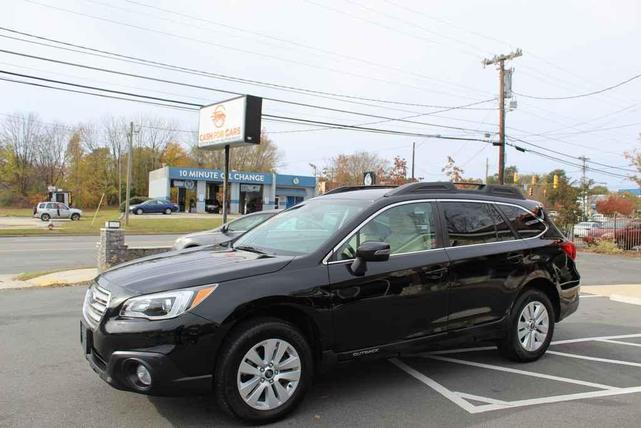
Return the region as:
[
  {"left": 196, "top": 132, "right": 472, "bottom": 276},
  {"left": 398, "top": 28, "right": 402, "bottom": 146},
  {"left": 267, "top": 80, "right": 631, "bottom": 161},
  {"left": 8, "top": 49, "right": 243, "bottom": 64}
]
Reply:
[{"left": 496, "top": 204, "right": 547, "bottom": 238}]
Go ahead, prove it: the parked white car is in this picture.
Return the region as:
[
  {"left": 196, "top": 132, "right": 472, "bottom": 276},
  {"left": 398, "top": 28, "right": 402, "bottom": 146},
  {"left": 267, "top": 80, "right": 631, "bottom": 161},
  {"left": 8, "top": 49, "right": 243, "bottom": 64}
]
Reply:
[
  {"left": 33, "top": 202, "right": 82, "bottom": 221},
  {"left": 573, "top": 221, "right": 601, "bottom": 237}
]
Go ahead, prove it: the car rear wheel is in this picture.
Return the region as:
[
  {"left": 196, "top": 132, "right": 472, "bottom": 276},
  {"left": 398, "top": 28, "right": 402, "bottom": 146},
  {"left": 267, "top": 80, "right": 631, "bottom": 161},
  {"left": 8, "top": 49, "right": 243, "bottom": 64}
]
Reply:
[
  {"left": 71, "top": 213, "right": 80, "bottom": 221},
  {"left": 136, "top": 208, "right": 143, "bottom": 215},
  {"left": 40, "top": 213, "right": 50, "bottom": 222},
  {"left": 498, "top": 289, "right": 554, "bottom": 362},
  {"left": 164, "top": 208, "right": 172, "bottom": 215},
  {"left": 214, "top": 318, "right": 312, "bottom": 424}
]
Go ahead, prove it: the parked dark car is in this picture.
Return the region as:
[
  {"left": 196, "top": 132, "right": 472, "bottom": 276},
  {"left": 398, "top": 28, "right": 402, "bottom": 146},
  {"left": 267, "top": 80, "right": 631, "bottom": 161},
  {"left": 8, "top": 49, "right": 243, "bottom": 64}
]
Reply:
[
  {"left": 81, "top": 182, "right": 580, "bottom": 423},
  {"left": 129, "top": 199, "right": 179, "bottom": 215},
  {"left": 173, "top": 210, "right": 281, "bottom": 250}
]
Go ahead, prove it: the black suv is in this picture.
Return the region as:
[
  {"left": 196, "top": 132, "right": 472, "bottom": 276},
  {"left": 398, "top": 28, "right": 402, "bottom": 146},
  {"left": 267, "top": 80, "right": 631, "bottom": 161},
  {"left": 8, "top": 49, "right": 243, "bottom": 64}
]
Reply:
[{"left": 81, "top": 182, "right": 580, "bottom": 423}]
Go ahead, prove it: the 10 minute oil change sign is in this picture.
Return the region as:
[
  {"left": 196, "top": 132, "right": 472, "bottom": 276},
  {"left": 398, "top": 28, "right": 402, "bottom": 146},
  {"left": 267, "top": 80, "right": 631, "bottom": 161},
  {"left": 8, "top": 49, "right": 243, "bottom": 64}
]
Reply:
[{"left": 198, "top": 95, "right": 262, "bottom": 149}]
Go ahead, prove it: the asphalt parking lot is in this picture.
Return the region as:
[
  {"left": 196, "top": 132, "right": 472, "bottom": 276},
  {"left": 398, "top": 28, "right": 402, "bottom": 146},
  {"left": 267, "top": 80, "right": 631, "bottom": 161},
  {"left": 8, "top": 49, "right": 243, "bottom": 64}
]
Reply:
[{"left": 1, "top": 284, "right": 640, "bottom": 427}]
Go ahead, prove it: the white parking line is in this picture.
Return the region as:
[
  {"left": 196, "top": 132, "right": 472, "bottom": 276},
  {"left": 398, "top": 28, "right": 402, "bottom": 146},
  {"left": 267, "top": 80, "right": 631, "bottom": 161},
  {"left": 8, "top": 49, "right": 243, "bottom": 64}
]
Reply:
[
  {"left": 546, "top": 350, "right": 641, "bottom": 367},
  {"left": 424, "top": 355, "right": 617, "bottom": 390},
  {"left": 596, "top": 339, "right": 641, "bottom": 348},
  {"left": 469, "top": 387, "right": 641, "bottom": 413},
  {"left": 454, "top": 392, "right": 508, "bottom": 405},
  {"left": 392, "top": 332, "right": 641, "bottom": 414},
  {"left": 389, "top": 358, "right": 476, "bottom": 413},
  {"left": 551, "top": 333, "right": 641, "bottom": 345}
]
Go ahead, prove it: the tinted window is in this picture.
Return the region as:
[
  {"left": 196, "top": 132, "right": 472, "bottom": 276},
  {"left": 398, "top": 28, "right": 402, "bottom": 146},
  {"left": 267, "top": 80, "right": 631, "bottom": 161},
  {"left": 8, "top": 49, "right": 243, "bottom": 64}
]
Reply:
[
  {"left": 489, "top": 204, "right": 517, "bottom": 241},
  {"left": 336, "top": 202, "right": 437, "bottom": 260},
  {"left": 497, "top": 204, "right": 547, "bottom": 238},
  {"left": 442, "top": 202, "right": 516, "bottom": 246}
]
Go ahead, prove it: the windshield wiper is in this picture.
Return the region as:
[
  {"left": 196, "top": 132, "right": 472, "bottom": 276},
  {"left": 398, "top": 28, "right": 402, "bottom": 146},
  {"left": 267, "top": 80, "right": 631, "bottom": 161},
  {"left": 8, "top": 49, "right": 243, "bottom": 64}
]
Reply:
[{"left": 234, "top": 245, "right": 267, "bottom": 255}]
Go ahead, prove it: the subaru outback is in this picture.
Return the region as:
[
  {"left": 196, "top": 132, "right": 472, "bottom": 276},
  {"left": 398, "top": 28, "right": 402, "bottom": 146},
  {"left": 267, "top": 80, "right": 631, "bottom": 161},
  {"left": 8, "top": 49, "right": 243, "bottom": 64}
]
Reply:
[{"left": 81, "top": 182, "right": 580, "bottom": 423}]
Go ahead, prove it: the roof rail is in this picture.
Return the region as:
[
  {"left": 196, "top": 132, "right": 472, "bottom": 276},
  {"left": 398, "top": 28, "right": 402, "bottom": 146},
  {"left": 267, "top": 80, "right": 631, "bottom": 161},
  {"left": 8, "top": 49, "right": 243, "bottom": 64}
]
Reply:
[
  {"left": 323, "top": 185, "right": 397, "bottom": 195},
  {"left": 385, "top": 181, "right": 525, "bottom": 200}
]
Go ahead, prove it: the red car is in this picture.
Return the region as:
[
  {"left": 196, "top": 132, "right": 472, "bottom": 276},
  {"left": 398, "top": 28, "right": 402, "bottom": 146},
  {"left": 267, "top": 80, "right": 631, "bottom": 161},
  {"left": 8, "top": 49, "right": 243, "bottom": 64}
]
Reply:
[{"left": 615, "top": 221, "right": 641, "bottom": 250}]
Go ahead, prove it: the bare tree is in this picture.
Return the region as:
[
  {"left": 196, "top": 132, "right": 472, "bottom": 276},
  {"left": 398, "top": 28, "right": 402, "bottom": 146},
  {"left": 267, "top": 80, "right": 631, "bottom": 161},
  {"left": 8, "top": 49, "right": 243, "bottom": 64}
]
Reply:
[
  {"left": 35, "top": 122, "right": 68, "bottom": 187},
  {"left": 0, "top": 113, "right": 42, "bottom": 195}
]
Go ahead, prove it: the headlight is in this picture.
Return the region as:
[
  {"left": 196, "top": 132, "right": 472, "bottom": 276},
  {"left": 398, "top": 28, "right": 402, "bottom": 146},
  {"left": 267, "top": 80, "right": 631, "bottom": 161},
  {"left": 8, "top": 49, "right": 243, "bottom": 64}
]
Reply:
[{"left": 120, "top": 285, "right": 217, "bottom": 320}]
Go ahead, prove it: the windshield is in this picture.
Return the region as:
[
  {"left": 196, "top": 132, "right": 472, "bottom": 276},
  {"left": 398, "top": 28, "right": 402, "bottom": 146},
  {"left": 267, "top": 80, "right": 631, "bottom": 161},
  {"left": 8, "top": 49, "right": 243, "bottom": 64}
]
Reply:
[{"left": 233, "top": 198, "right": 369, "bottom": 256}]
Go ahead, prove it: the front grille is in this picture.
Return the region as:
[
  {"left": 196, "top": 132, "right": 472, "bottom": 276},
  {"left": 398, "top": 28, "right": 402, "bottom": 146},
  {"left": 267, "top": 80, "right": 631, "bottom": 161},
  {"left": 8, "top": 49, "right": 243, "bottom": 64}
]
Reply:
[{"left": 83, "top": 284, "right": 111, "bottom": 329}]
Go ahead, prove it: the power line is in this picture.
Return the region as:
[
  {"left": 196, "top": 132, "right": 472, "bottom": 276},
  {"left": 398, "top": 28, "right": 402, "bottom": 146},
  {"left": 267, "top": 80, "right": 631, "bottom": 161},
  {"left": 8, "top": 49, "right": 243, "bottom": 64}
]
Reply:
[
  {"left": 506, "top": 135, "right": 637, "bottom": 173},
  {"left": 506, "top": 141, "right": 632, "bottom": 179},
  {"left": 0, "top": 27, "right": 497, "bottom": 111},
  {"left": 0, "top": 73, "right": 493, "bottom": 143},
  {"left": 18, "top": 0, "right": 484, "bottom": 101},
  {"left": 513, "top": 72, "right": 641, "bottom": 100},
  {"left": 0, "top": 56, "right": 493, "bottom": 134}
]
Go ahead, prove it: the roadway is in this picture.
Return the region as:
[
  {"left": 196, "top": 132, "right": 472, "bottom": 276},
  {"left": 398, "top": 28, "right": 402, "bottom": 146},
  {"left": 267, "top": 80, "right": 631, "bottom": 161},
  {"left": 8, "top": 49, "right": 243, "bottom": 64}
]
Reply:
[{"left": 0, "top": 235, "right": 180, "bottom": 275}]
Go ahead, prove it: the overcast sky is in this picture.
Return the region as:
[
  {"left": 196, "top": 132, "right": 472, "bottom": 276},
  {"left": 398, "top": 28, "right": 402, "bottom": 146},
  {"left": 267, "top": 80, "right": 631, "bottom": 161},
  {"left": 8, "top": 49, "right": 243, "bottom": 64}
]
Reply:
[{"left": 2, "top": 0, "right": 640, "bottom": 189}]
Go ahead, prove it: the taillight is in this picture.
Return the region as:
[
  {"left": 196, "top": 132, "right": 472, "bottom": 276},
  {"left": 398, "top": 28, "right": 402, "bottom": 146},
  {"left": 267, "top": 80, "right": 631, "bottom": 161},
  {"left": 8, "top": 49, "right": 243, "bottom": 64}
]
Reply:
[{"left": 559, "top": 240, "right": 576, "bottom": 260}]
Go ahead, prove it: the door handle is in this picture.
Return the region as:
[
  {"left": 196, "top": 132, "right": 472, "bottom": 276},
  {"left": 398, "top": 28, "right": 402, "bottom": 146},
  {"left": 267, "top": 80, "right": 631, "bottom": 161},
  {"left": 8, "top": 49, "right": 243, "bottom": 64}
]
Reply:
[
  {"left": 507, "top": 253, "right": 524, "bottom": 264},
  {"left": 425, "top": 266, "right": 448, "bottom": 280}
]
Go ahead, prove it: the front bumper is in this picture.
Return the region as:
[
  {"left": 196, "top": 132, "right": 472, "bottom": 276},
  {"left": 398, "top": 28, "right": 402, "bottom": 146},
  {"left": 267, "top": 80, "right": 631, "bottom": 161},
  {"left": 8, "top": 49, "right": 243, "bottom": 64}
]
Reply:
[{"left": 81, "top": 316, "right": 221, "bottom": 396}]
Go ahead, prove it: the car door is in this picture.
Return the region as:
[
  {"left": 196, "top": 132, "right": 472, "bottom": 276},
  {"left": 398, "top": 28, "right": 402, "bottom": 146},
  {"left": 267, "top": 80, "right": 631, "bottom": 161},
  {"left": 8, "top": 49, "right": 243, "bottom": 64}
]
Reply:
[
  {"left": 45, "top": 202, "right": 57, "bottom": 218},
  {"left": 439, "top": 201, "right": 526, "bottom": 331},
  {"left": 58, "top": 204, "right": 71, "bottom": 218},
  {"left": 327, "top": 201, "right": 450, "bottom": 353}
]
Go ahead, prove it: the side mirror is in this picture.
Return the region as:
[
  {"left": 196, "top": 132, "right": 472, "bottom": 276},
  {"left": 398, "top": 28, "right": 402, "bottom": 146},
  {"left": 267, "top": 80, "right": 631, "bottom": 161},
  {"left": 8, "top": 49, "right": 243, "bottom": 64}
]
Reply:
[{"left": 350, "top": 241, "right": 390, "bottom": 276}]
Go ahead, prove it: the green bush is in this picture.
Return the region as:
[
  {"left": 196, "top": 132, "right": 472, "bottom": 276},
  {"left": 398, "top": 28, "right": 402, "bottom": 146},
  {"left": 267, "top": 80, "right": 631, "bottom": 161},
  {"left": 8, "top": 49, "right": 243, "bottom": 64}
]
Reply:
[
  {"left": 119, "top": 196, "right": 149, "bottom": 212},
  {"left": 592, "top": 240, "right": 624, "bottom": 255}
]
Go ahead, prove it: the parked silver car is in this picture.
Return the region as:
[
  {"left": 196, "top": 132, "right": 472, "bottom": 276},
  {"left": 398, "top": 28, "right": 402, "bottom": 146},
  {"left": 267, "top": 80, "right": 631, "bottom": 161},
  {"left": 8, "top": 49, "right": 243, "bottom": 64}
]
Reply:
[
  {"left": 33, "top": 202, "right": 82, "bottom": 221},
  {"left": 173, "top": 210, "right": 280, "bottom": 250}
]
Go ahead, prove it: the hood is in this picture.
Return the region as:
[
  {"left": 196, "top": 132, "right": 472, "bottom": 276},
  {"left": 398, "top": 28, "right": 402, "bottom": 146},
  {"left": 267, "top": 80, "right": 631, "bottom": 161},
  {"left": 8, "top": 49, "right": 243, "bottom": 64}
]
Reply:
[
  {"left": 71, "top": 208, "right": 82, "bottom": 213},
  {"left": 98, "top": 247, "right": 294, "bottom": 296}
]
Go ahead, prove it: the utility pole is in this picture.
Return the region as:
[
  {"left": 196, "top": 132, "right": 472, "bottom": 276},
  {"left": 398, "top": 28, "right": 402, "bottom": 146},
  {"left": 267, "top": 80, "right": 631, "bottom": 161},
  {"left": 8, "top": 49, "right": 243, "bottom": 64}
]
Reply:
[
  {"left": 411, "top": 142, "right": 416, "bottom": 181},
  {"left": 579, "top": 155, "right": 589, "bottom": 219},
  {"left": 222, "top": 144, "right": 230, "bottom": 224},
  {"left": 485, "top": 157, "right": 489, "bottom": 184},
  {"left": 123, "top": 121, "right": 134, "bottom": 226},
  {"left": 483, "top": 49, "right": 522, "bottom": 185}
]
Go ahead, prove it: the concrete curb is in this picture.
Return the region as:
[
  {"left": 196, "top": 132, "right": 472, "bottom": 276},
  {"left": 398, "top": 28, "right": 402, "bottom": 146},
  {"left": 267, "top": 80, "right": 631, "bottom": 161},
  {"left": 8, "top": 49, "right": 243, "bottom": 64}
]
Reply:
[
  {"left": 0, "top": 268, "right": 97, "bottom": 290},
  {"left": 582, "top": 284, "right": 641, "bottom": 306}
]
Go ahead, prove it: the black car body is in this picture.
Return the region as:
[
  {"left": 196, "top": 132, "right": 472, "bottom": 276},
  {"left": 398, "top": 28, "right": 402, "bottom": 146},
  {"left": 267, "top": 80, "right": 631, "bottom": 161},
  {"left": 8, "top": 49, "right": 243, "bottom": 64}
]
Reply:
[{"left": 81, "top": 182, "right": 580, "bottom": 423}]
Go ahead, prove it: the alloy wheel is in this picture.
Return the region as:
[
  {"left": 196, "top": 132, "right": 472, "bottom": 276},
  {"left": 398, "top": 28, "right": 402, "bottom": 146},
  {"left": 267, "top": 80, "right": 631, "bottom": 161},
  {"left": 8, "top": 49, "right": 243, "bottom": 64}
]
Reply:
[
  {"left": 236, "top": 338, "right": 301, "bottom": 411},
  {"left": 517, "top": 301, "right": 549, "bottom": 352}
]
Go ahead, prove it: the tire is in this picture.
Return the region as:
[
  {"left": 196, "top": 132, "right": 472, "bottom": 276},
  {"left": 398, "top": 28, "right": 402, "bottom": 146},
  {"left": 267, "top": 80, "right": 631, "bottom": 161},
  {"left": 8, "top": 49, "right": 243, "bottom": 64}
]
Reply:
[
  {"left": 40, "top": 213, "right": 50, "bottom": 222},
  {"left": 71, "top": 213, "right": 80, "bottom": 221},
  {"left": 136, "top": 208, "right": 143, "bottom": 215},
  {"left": 214, "top": 318, "right": 313, "bottom": 424},
  {"left": 164, "top": 208, "right": 172, "bottom": 215},
  {"left": 498, "top": 289, "right": 555, "bottom": 362}
]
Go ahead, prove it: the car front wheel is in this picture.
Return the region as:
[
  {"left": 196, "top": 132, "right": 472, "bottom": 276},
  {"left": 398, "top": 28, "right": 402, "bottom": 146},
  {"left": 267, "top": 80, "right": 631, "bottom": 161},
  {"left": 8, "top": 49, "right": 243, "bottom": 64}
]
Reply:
[
  {"left": 40, "top": 213, "right": 50, "bottom": 222},
  {"left": 214, "top": 318, "right": 312, "bottom": 424},
  {"left": 71, "top": 213, "right": 80, "bottom": 221},
  {"left": 164, "top": 208, "right": 172, "bottom": 215},
  {"left": 136, "top": 208, "right": 143, "bottom": 215},
  {"left": 498, "top": 288, "right": 554, "bottom": 362}
]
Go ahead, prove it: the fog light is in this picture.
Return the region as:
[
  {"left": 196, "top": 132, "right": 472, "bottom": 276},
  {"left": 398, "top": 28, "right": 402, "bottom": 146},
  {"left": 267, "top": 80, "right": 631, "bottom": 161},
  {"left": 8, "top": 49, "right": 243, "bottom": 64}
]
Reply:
[{"left": 136, "top": 364, "right": 151, "bottom": 386}]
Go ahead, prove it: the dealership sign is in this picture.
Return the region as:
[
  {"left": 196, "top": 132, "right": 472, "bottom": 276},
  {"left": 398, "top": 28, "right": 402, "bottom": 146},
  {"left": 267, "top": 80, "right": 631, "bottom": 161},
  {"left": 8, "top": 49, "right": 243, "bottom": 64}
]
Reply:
[{"left": 198, "top": 95, "right": 263, "bottom": 149}]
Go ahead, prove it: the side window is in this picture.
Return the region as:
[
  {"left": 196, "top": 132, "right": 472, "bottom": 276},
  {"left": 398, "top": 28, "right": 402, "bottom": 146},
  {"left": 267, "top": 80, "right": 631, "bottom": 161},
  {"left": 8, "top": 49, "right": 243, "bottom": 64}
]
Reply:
[
  {"left": 497, "top": 205, "right": 547, "bottom": 238},
  {"left": 336, "top": 202, "right": 437, "bottom": 260},
  {"left": 441, "top": 202, "right": 500, "bottom": 246},
  {"left": 45, "top": 203, "right": 55, "bottom": 209},
  {"left": 489, "top": 204, "right": 518, "bottom": 241}
]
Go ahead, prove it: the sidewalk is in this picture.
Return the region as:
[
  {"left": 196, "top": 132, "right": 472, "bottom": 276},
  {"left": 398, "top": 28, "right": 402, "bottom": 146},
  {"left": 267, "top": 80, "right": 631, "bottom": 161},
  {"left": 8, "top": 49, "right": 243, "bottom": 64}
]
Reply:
[
  {"left": 582, "top": 284, "right": 641, "bottom": 305},
  {"left": 0, "top": 268, "right": 97, "bottom": 290}
]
